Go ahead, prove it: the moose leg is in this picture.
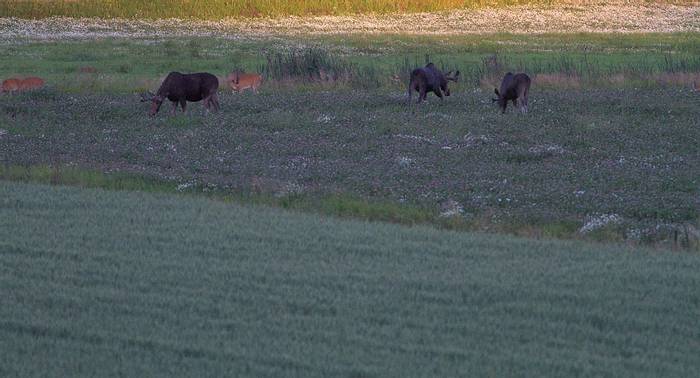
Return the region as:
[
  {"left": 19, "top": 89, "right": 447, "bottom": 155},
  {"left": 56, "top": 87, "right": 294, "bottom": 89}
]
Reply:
[
  {"left": 171, "top": 101, "right": 178, "bottom": 116},
  {"left": 419, "top": 86, "right": 427, "bottom": 103},
  {"left": 180, "top": 100, "right": 187, "bottom": 113},
  {"left": 434, "top": 88, "right": 444, "bottom": 101},
  {"left": 211, "top": 93, "right": 220, "bottom": 112}
]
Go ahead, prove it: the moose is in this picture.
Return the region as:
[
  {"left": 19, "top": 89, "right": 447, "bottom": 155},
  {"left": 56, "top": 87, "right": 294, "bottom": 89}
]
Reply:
[
  {"left": 407, "top": 63, "right": 460, "bottom": 104},
  {"left": 226, "top": 70, "right": 263, "bottom": 93},
  {"left": 493, "top": 72, "right": 531, "bottom": 114},
  {"left": 141, "top": 72, "right": 220, "bottom": 116}
]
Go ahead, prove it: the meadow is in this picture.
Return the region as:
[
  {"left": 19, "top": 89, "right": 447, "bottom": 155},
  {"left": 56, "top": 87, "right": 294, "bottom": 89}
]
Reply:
[
  {"left": 1, "top": 181, "right": 699, "bottom": 376},
  {"left": 2, "top": 4, "right": 700, "bottom": 376},
  {"left": 1, "top": 31, "right": 699, "bottom": 246}
]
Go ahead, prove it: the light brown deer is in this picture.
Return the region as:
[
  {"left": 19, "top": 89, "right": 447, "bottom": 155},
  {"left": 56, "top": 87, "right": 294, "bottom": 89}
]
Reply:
[
  {"left": 227, "top": 70, "right": 263, "bottom": 93},
  {"left": 2, "top": 77, "right": 45, "bottom": 93},
  {"left": 20, "top": 77, "right": 45, "bottom": 91},
  {"left": 1, "top": 78, "right": 21, "bottom": 93}
]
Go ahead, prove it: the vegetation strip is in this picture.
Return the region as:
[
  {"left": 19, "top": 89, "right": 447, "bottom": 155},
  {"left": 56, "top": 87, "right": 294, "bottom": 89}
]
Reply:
[
  {"left": 1, "top": 2, "right": 699, "bottom": 36},
  {"left": 1, "top": 180, "right": 699, "bottom": 376}
]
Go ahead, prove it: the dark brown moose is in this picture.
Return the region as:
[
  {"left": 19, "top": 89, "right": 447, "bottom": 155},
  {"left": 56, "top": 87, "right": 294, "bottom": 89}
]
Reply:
[
  {"left": 493, "top": 72, "right": 531, "bottom": 114},
  {"left": 407, "top": 63, "right": 460, "bottom": 104},
  {"left": 142, "top": 72, "right": 220, "bottom": 116}
]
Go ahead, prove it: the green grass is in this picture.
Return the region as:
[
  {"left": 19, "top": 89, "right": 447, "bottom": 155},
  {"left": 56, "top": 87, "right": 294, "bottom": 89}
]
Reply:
[
  {"left": 1, "top": 181, "right": 699, "bottom": 376},
  {"left": 2, "top": 0, "right": 582, "bottom": 19},
  {"left": 0, "top": 164, "right": 438, "bottom": 227},
  {"left": 2, "top": 35, "right": 699, "bottom": 93},
  {"left": 2, "top": 35, "right": 699, "bottom": 246},
  {"left": 2, "top": 82, "right": 699, "bottom": 247}
]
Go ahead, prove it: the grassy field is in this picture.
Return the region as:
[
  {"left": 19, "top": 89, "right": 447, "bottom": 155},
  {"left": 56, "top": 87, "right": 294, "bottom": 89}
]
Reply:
[
  {"left": 1, "top": 33, "right": 699, "bottom": 91},
  {"left": 1, "top": 181, "right": 699, "bottom": 376},
  {"left": 1, "top": 33, "right": 699, "bottom": 246},
  {"left": 0, "top": 0, "right": 620, "bottom": 18}
]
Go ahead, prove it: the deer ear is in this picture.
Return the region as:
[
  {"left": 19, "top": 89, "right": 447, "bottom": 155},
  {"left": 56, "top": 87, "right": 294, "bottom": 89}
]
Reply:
[{"left": 494, "top": 88, "right": 499, "bottom": 95}]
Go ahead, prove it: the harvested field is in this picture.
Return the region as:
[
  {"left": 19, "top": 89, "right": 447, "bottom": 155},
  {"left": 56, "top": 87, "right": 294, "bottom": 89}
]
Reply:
[{"left": 1, "top": 2, "right": 699, "bottom": 41}]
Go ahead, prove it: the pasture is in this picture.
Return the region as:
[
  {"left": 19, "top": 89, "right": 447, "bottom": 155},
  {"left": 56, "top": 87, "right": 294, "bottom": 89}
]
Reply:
[
  {"left": 2, "top": 181, "right": 700, "bottom": 376},
  {"left": 1, "top": 31, "right": 699, "bottom": 246},
  {"left": 2, "top": 4, "right": 700, "bottom": 376}
]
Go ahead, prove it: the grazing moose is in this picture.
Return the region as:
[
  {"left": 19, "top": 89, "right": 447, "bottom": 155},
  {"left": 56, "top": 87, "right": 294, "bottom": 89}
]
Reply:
[
  {"left": 493, "top": 72, "right": 531, "bottom": 114},
  {"left": 227, "top": 70, "right": 263, "bottom": 93},
  {"left": 407, "top": 63, "right": 460, "bottom": 104},
  {"left": 142, "top": 72, "right": 220, "bottom": 116}
]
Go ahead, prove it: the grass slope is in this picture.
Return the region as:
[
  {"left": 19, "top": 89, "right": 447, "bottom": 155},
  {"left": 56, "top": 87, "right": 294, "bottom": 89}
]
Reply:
[{"left": 1, "top": 181, "right": 699, "bottom": 376}]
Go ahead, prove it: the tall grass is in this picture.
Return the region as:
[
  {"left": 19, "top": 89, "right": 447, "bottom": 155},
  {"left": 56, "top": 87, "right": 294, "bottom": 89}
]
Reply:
[
  {"left": 262, "top": 48, "right": 700, "bottom": 89},
  {"left": 394, "top": 52, "right": 700, "bottom": 89},
  {"left": 261, "top": 48, "right": 382, "bottom": 88},
  {"left": 1, "top": 0, "right": 564, "bottom": 19}
]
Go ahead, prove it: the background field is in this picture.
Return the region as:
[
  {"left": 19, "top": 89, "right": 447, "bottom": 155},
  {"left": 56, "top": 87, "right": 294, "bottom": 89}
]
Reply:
[
  {"left": 1, "top": 181, "right": 699, "bottom": 376},
  {"left": 3, "top": 0, "right": 686, "bottom": 18}
]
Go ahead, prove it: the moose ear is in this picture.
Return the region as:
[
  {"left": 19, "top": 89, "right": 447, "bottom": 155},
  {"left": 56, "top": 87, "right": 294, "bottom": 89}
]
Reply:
[
  {"left": 455, "top": 70, "right": 460, "bottom": 77},
  {"left": 494, "top": 88, "right": 499, "bottom": 95}
]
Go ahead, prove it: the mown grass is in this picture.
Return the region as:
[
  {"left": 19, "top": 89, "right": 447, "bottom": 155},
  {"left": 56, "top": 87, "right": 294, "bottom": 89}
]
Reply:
[
  {"left": 1, "top": 181, "right": 699, "bottom": 376},
  {"left": 1, "top": 0, "right": 593, "bottom": 18}
]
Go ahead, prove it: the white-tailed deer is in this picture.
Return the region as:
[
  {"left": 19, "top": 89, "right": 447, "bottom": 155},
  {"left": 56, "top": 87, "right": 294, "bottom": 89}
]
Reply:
[{"left": 227, "top": 70, "right": 262, "bottom": 93}]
